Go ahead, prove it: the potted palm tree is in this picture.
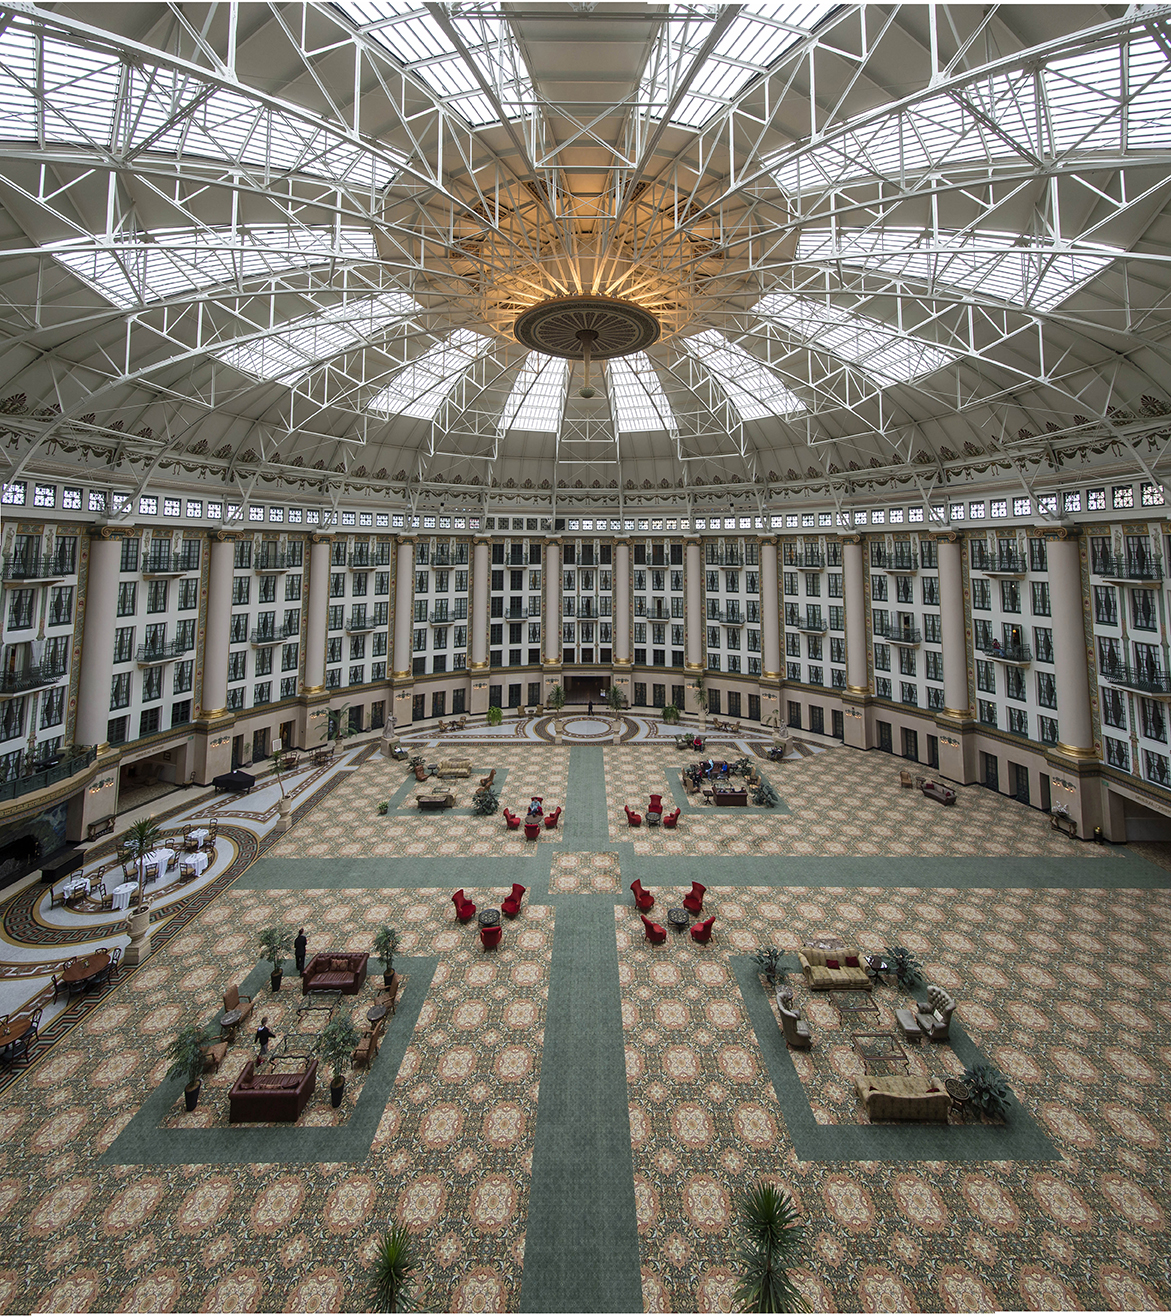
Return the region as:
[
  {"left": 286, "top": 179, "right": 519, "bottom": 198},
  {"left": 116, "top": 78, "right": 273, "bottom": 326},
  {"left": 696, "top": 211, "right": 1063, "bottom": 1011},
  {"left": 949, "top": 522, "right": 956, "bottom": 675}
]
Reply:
[
  {"left": 315, "top": 1015, "right": 360, "bottom": 1107},
  {"left": 732, "top": 1181, "right": 808, "bottom": 1313},
  {"left": 693, "top": 676, "right": 708, "bottom": 728},
  {"left": 368, "top": 1223, "right": 419, "bottom": 1311},
  {"left": 258, "top": 925, "right": 293, "bottom": 992},
  {"left": 372, "top": 925, "right": 400, "bottom": 992},
  {"left": 546, "top": 684, "right": 566, "bottom": 744},
  {"left": 123, "top": 814, "right": 163, "bottom": 912},
  {"left": 167, "top": 1023, "right": 209, "bottom": 1112}
]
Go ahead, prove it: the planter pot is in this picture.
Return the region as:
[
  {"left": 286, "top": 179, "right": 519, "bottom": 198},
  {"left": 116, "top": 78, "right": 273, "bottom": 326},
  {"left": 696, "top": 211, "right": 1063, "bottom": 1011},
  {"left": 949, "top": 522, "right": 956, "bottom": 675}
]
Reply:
[
  {"left": 123, "top": 903, "right": 153, "bottom": 967},
  {"left": 330, "top": 1078, "right": 345, "bottom": 1108},
  {"left": 276, "top": 795, "right": 292, "bottom": 833},
  {"left": 270, "top": 971, "right": 283, "bottom": 992},
  {"left": 383, "top": 969, "right": 399, "bottom": 994},
  {"left": 184, "top": 1081, "right": 201, "bottom": 1112}
]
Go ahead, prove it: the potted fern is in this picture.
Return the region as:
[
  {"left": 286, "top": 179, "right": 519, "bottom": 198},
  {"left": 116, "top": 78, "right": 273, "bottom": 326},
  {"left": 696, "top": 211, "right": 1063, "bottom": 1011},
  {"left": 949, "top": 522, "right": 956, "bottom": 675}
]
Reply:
[
  {"left": 167, "top": 1023, "right": 209, "bottom": 1112},
  {"left": 259, "top": 925, "right": 293, "bottom": 992},
  {"left": 752, "top": 945, "right": 782, "bottom": 987},
  {"left": 662, "top": 702, "right": 680, "bottom": 725},
  {"left": 486, "top": 705, "right": 503, "bottom": 726},
  {"left": 372, "top": 924, "right": 400, "bottom": 991},
  {"left": 368, "top": 1223, "right": 419, "bottom": 1311},
  {"left": 315, "top": 1015, "right": 360, "bottom": 1107}
]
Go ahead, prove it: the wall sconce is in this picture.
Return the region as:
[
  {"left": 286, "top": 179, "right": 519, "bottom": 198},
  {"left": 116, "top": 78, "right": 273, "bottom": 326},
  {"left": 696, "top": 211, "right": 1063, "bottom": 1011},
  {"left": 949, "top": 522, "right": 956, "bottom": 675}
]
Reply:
[
  {"left": 88, "top": 776, "right": 113, "bottom": 794},
  {"left": 843, "top": 707, "right": 862, "bottom": 720},
  {"left": 209, "top": 735, "right": 231, "bottom": 749},
  {"left": 1052, "top": 777, "right": 1076, "bottom": 793},
  {"left": 939, "top": 735, "right": 960, "bottom": 749}
]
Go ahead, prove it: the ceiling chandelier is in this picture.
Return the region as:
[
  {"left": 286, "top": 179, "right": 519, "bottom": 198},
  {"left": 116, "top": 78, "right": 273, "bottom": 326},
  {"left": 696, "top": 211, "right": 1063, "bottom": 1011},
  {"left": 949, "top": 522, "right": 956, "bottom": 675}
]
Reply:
[{"left": 513, "top": 294, "right": 661, "bottom": 397}]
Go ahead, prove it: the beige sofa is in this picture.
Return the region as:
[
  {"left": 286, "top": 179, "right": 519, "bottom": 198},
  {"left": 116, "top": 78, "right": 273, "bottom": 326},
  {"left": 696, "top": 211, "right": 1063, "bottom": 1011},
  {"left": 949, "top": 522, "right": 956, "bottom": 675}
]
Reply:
[
  {"left": 855, "top": 1075, "right": 949, "bottom": 1122},
  {"left": 437, "top": 758, "right": 471, "bottom": 778},
  {"left": 798, "top": 946, "right": 872, "bottom": 991}
]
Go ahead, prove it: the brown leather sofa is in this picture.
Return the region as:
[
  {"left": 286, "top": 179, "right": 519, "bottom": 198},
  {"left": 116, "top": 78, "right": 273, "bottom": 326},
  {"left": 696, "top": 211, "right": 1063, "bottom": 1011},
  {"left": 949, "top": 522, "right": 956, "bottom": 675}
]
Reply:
[
  {"left": 229, "top": 1058, "right": 317, "bottom": 1121},
  {"left": 302, "top": 951, "right": 368, "bottom": 995}
]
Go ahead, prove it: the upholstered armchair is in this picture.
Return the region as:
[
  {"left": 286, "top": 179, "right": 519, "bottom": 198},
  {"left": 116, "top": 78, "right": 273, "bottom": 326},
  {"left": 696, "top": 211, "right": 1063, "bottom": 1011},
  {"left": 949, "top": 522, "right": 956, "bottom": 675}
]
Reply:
[
  {"left": 778, "top": 1003, "right": 812, "bottom": 1049},
  {"left": 915, "top": 984, "right": 956, "bottom": 1040}
]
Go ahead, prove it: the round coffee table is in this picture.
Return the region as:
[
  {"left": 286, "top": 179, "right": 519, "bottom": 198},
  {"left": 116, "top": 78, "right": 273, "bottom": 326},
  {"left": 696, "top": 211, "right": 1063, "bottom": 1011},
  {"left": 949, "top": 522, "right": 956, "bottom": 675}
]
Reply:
[
  {"left": 219, "top": 1009, "right": 242, "bottom": 1037},
  {"left": 478, "top": 908, "right": 501, "bottom": 928},
  {"left": 667, "top": 907, "right": 690, "bottom": 932},
  {"left": 366, "top": 1004, "right": 388, "bottom": 1024},
  {"left": 944, "top": 1077, "right": 971, "bottom": 1118}
]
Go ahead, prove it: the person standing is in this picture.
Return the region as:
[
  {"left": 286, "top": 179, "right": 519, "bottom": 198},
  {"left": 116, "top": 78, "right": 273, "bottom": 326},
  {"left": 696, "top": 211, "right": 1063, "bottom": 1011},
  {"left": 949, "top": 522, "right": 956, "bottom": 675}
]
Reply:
[
  {"left": 588, "top": 699, "right": 593, "bottom": 715},
  {"left": 255, "top": 1017, "right": 277, "bottom": 1065},
  {"left": 294, "top": 928, "right": 307, "bottom": 973}
]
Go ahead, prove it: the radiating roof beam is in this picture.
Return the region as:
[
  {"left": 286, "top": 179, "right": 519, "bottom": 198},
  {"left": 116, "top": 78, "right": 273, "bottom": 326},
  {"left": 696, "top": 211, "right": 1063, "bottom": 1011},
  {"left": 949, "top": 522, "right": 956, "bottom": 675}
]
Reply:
[
  {"left": 499, "top": 353, "right": 568, "bottom": 434},
  {"left": 640, "top": 2, "right": 832, "bottom": 130},
  {"left": 50, "top": 227, "right": 379, "bottom": 310},
  {"left": 334, "top": 1, "right": 535, "bottom": 128},
  {"left": 608, "top": 353, "right": 678, "bottom": 434},
  {"left": 368, "top": 328, "right": 493, "bottom": 419},
  {"left": 683, "top": 330, "right": 805, "bottom": 421},
  {"left": 754, "top": 292, "right": 960, "bottom": 384}
]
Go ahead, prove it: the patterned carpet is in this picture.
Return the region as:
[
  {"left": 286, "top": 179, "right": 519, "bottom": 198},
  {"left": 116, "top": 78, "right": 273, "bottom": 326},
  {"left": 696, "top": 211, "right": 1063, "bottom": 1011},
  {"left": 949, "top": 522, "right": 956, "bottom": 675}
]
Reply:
[{"left": 0, "top": 742, "right": 1167, "bottom": 1312}]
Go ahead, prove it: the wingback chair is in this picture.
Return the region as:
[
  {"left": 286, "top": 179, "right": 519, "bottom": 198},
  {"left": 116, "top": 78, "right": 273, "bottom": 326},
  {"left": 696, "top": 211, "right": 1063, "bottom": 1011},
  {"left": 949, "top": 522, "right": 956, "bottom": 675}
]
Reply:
[
  {"left": 916, "top": 984, "right": 956, "bottom": 1040},
  {"left": 778, "top": 1003, "right": 812, "bottom": 1049},
  {"left": 630, "top": 879, "right": 654, "bottom": 911}
]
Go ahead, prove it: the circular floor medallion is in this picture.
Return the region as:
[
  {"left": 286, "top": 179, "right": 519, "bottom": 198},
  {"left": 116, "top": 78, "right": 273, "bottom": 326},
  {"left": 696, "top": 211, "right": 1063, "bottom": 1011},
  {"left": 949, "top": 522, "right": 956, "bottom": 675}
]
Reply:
[{"left": 562, "top": 718, "right": 612, "bottom": 737}]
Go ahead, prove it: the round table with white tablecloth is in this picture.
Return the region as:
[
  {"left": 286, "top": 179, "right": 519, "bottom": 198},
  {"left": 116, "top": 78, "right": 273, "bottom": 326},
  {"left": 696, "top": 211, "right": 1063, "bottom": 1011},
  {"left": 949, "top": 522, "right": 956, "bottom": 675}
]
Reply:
[
  {"left": 112, "top": 882, "right": 138, "bottom": 911},
  {"left": 142, "top": 848, "right": 175, "bottom": 878},
  {"left": 188, "top": 828, "right": 209, "bottom": 847},
  {"left": 187, "top": 849, "right": 210, "bottom": 877}
]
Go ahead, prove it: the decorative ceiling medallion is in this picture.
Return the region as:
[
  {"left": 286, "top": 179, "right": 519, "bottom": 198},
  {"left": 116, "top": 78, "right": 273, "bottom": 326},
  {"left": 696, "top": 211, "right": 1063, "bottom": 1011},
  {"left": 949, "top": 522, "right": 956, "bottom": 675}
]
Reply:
[{"left": 513, "top": 295, "right": 661, "bottom": 360}]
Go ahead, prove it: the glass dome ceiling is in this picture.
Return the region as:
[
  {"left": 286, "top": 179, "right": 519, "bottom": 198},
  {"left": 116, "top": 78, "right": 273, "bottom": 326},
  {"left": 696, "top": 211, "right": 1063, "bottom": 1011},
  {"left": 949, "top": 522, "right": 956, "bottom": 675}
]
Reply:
[{"left": 0, "top": 2, "right": 1167, "bottom": 513}]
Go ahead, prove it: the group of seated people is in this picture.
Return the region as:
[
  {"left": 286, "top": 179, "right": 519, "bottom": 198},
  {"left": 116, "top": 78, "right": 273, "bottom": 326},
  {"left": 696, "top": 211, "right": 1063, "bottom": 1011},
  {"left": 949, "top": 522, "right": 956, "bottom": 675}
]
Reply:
[{"left": 685, "top": 759, "right": 733, "bottom": 789}]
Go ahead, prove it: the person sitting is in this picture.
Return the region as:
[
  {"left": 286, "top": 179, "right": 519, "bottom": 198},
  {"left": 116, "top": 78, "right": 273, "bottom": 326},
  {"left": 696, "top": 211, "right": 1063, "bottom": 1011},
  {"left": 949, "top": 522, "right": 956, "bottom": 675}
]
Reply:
[
  {"left": 527, "top": 797, "right": 544, "bottom": 818},
  {"left": 692, "top": 736, "right": 703, "bottom": 750}
]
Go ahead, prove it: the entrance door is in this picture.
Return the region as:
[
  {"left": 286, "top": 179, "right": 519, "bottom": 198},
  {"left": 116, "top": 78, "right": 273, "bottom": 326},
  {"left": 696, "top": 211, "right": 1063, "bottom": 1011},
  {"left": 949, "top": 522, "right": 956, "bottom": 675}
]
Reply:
[
  {"left": 1011, "top": 762, "right": 1030, "bottom": 804},
  {"left": 809, "top": 706, "right": 824, "bottom": 734},
  {"left": 902, "top": 727, "right": 918, "bottom": 761},
  {"left": 787, "top": 700, "right": 802, "bottom": 729},
  {"left": 926, "top": 734, "right": 939, "bottom": 768},
  {"left": 1039, "top": 773, "right": 1051, "bottom": 812},
  {"left": 877, "top": 721, "right": 893, "bottom": 753},
  {"left": 252, "top": 728, "right": 268, "bottom": 761},
  {"left": 280, "top": 720, "right": 295, "bottom": 751},
  {"left": 831, "top": 709, "right": 844, "bottom": 739},
  {"left": 983, "top": 752, "right": 999, "bottom": 791}
]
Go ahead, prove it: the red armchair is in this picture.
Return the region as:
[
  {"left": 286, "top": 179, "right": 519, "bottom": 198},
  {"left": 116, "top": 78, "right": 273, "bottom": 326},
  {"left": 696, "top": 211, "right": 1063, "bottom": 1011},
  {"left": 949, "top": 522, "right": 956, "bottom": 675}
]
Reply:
[
  {"left": 452, "top": 889, "right": 476, "bottom": 922},
  {"left": 624, "top": 804, "right": 643, "bottom": 827},
  {"left": 480, "top": 925, "right": 502, "bottom": 949},
  {"left": 663, "top": 808, "right": 681, "bottom": 829},
  {"left": 544, "top": 806, "right": 562, "bottom": 829},
  {"left": 682, "top": 881, "right": 706, "bottom": 914},
  {"left": 503, "top": 809, "right": 521, "bottom": 830},
  {"left": 524, "top": 821, "right": 541, "bottom": 841},
  {"left": 501, "top": 883, "right": 526, "bottom": 918},
  {"left": 649, "top": 793, "right": 663, "bottom": 812},
  {"left": 690, "top": 916, "right": 715, "bottom": 944},
  {"left": 630, "top": 879, "right": 654, "bottom": 911},
  {"left": 641, "top": 914, "right": 667, "bottom": 944}
]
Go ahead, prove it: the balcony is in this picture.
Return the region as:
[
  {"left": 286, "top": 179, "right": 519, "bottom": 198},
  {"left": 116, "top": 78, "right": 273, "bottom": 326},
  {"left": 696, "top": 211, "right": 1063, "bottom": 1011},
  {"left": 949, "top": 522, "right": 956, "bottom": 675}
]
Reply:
[
  {"left": 871, "top": 552, "right": 919, "bottom": 574},
  {"left": 2, "top": 552, "right": 72, "bottom": 585},
  {"left": 255, "top": 551, "right": 290, "bottom": 574},
  {"left": 789, "top": 552, "right": 825, "bottom": 570},
  {"left": 251, "top": 622, "right": 297, "bottom": 646},
  {"left": 0, "top": 662, "right": 67, "bottom": 696},
  {"left": 719, "top": 610, "right": 745, "bottom": 625},
  {"left": 136, "top": 639, "right": 192, "bottom": 665},
  {"left": 1102, "top": 663, "right": 1171, "bottom": 698},
  {"left": 428, "top": 609, "right": 451, "bottom": 624},
  {"left": 794, "top": 613, "right": 827, "bottom": 633},
  {"left": 971, "top": 551, "right": 1027, "bottom": 577},
  {"left": 981, "top": 643, "right": 1032, "bottom": 665},
  {"left": 0, "top": 746, "right": 97, "bottom": 803},
  {"left": 504, "top": 606, "right": 527, "bottom": 620},
  {"left": 142, "top": 553, "right": 196, "bottom": 578},
  {"left": 705, "top": 552, "right": 744, "bottom": 567},
  {"left": 345, "top": 612, "right": 377, "bottom": 632},
  {"left": 347, "top": 553, "right": 371, "bottom": 570},
  {"left": 1094, "top": 553, "right": 1163, "bottom": 583},
  {"left": 431, "top": 550, "right": 452, "bottom": 568},
  {"left": 875, "top": 620, "right": 921, "bottom": 646}
]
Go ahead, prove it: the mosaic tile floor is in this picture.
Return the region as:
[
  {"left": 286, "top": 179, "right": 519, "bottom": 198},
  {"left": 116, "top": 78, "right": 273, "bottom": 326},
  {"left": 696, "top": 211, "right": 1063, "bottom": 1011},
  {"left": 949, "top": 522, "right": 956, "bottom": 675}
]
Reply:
[{"left": 0, "top": 739, "right": 1167, "bottom": 1313}]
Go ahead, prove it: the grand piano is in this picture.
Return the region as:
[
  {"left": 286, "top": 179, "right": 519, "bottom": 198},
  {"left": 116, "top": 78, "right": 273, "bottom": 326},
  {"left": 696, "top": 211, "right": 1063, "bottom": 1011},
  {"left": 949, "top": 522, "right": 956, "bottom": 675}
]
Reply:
[{"left": 212, "top": 770, "right": 255, "bottom": 794}]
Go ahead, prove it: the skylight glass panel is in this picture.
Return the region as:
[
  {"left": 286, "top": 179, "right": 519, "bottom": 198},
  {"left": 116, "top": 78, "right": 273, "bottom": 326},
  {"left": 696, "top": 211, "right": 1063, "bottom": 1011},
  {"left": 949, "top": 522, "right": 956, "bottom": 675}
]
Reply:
[
  {"left": 641, "top": 3, "right": 830, "bottom": 129},
  {"left": 499, "top": 353, "right": 567, "bottom": 433},
  {"left": 368, "top": 329, "right": 492, "bottom": 420},
  {"left": 216, "top": 291, "right": 419, "bottom": 383},
  {"left": 336, "top": 1, "right": 535, "bottom": 128},
  {"left": 0, "top": 25, "right": 399, "bottom": 190},
  {"left": 683, "top": 330, "right": 805, "bottom": 421},
  {"left": 50, "top": 227, "right": 378, "bottom": 310},
  {"left": 608, "top": 353, "right": 677, "bottom": 434},
  {"left": 754, "top": 292, "right": 959, "bottom": 383},
  {"left": 796, "top": 229, "right": 1114, "bottom": 312},
  {"left": 771, "top": 34, "right": 1171, "bottom": 195}
]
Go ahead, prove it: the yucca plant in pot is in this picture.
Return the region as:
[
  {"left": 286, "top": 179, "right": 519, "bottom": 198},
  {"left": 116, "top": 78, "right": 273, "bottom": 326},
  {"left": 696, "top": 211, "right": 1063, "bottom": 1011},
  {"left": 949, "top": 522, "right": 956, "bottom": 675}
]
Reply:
[
  {"left": 368, "top": 1222, "right": 419, "bottom": 1311},
  {"left": 258, "top": 925, "right": 293, "bottom": 992},
  {"left": 315, "top": 1015, "right": 360, "bottom": 1107},
  {"left": 167, "top": 1023, "right": 209, "bottom": 1112},
  {"left": 123, "top": 813, "right": 163, "bottom": 912},
  {"left": 372, "top": 924, "right": 400, "bottom": 991},
  {"left": 733, "top": 1180, "right": 808, "bottom": 1313}
]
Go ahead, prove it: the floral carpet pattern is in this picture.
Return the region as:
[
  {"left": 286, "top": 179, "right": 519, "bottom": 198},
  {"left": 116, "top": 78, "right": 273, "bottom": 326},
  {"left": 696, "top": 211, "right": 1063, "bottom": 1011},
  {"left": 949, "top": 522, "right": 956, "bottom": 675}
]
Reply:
[{"left": 0, "top": 740, "right": 1167, "bottom": 1313}]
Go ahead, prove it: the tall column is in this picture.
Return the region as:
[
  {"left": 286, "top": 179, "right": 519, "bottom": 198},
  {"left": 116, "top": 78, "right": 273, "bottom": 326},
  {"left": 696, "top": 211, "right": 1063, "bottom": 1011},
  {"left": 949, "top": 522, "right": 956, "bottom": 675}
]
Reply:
[
  {"left": 685, "top": 539, "right": 703, "bottom": 712},
  {"left": 392, "top": 537, "right": 414, "bottom": 680},
  {"left": 840, "top": 536, "right": 871, "bottom": 750},
  {"left": 201, "top": 535, "right": 235, "bottom": 717},
  {"left": 760, "top": 537, "right": 781, "bottom": 680},
  {"left": 469, "top": 537, "right": 491, "bottom": 714},
  {"left": 75, "top": 531, "right": 121, "bottom": 751},
  {"left": 1046, "top": 531, "right": 1099, "bottom": 838},
  {"left": 613, "top": 539, "right": 631, "bottom": 667},
  {"left": 544, "top": 539, "right": 561, "bottom": 667},
  {"left": 304, "top": 535, "right": 332, "bottom": 693},
  {"left": 934, "top": 533, "right": 976, "bottom": 784}
]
